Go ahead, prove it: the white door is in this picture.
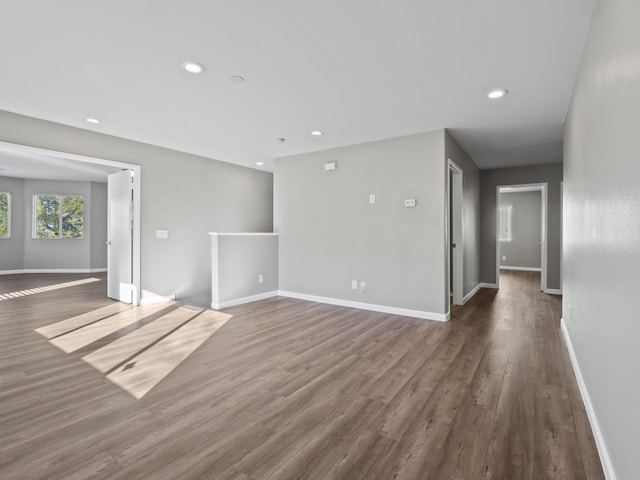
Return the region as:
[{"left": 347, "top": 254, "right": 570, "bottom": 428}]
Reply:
[
  {"left": 449, "top": 161, "right": 464, "bottom": 306},
  {"left": 107, "top": 170, "right": 133, "bottom": 303}
]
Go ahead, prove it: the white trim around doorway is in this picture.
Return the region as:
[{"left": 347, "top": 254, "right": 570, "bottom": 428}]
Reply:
[
  {"left": 496, "top": 183, "right": 548, "bottom": 292},
  {"left": 0, "top": 141, "right": 142, "bottom": 305},
  {"left": 446, "top": 159, "right": 464, "bottom": 313}
]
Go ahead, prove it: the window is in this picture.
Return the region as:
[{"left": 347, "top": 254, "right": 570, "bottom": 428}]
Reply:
[
  {"left": 499, "top": 204, "right": 512, "bottom": 242},
  {"left": 0, "top": 192, "right": 10, "bottom": 239},
  {"left": 33, "top": 194, "right": 84, "bottom": 239}
]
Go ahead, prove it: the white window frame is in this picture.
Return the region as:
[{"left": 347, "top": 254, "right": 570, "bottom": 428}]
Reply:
[
  {"left": 499, "top": 204, "right": 513, "bottom": 242},
  {"left": 32, "top": 194, "right": 84, "bottom": 240},
  {"left": 0, "top": 192, "right": 10, "bottom": 239}
]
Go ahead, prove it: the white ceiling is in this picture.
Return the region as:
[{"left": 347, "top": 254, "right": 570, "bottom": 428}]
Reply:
[
  {"left": 0, "top": 0, "right": 596, "bottom": 172},
  {"left": 0, "top": 147, "right": 122, "bottom": 183}
]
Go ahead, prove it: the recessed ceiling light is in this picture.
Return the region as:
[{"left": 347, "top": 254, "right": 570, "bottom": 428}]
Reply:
[
  {"left": 311, "top": 130, "right": 323, "bottom": 136},
  {"left": 229, "top": 75, "right": 245, "bottom": 84},
  {"left": 85, "top": 118, "right": 100, "bottom": 124},
  {"left": 182, "top": 61, "right": 206, "bottom": 74},
  {"left": 256, "top": 162, "right": 264, "bottom": 166},
  {"left": 488, "top": 89, "right": 508, "bottom": 99}
]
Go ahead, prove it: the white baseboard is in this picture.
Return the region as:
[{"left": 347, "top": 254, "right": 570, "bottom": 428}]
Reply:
[
  {"left": 0, "top": 268, "right": 107, "bottom": 275},
  {"left": 500, "top": 266, "right": 542, "bottom": 272},
  {"left": 140, "top": 291, "right": 176, "bottom": 305},
  {"left": 560, "top": 318, "right": 616, "bottom": 480},
  {"left": 463, "top": 283, "right": 482, "bottom": 304},
  {"left": 479, "top": 282, "right": 498, "bottom": 289},
  {"left": 278, "top": 291, "right": 448, "bottom": 322},
  {"left": 543, "top": 288, "right": 562, "bottom": 295},
  {"left": 212, "top": 291, "right": 279, "bottom": 310}
]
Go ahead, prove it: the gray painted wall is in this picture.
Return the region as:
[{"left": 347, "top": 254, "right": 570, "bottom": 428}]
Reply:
[
  {"left": 0, "top": 110, "right": 273, "bottom": 306},
  {"left": 23, "top": 179, "right": 92, "bottom": 270},
  {"left": 479, "top": 164, "right": 562, "bottom": 289},
  {"left": 499, "top": 191, "right": 541, "bottom": 269},
  {"left": 275, "top": 130, "right": 447, "bottom": 316},
  {"left": 563, "top": 0, "right": 640, "bottom": 478},
  {"left": 211, "top": 234, "right": 279, "bottom": 307},
  {"left": 445, "top": 130, "right": 480, "bottom": 300},
  {"left": 0, "top": 176, "right": 25, "bottom": 270},
  {"left": 90, "top": 182, "right": 108, "bottom": 270}
]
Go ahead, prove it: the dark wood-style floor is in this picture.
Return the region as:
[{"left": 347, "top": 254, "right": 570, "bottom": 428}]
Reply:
[{"left": 0, "top": 271, "right": 604, "bottom": 479}]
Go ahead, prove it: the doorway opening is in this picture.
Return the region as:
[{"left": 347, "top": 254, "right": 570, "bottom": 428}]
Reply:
[
  {"left": 447, "top": 159, "right": 464, "bottom": 310},
  {"left": 496, "top": 183, "right": 547, "bottom": 292},
  {"left": 0, "top": 141, "right": 141, "bottom": 304}
]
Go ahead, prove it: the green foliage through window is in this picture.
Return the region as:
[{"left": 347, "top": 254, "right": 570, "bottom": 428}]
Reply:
[
  {"left": 0, "top": 192, "right": 9, "bottom": 238},
  {"left": 33, "top": 194, "right": 83, "bottom": 239}
]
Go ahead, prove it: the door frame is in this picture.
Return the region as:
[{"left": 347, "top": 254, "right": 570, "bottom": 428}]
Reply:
[
  {"left": 560, "top": 181, "right": 563, "bottom": 292},
  {"left": 495, "top": 182, "right": 547, "bottom": 292},
  {"left": 0, "top": 141, "right": 141, "bottom": 304},
  {"left": 446, "top": 159, "right": 464, "bottom": 309}
]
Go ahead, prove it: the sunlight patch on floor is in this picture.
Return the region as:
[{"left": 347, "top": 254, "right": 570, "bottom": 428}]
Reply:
[
  {"left": 106, "top": 309, "right": 231, "bottom": 399},
  {"left": 49, "top": 302, "right": 171, "bottom": 353},
  {"left": 36, "top": 303, "right": 232, "bottom": 399},
  {"left": 0, "top": 277, "right": 100, "bottom": 301},
  {"left": 36, "top": 302, "right": 133, "bottom": 339},
  {"left": 82, "top": 305, "right": 200, "bottom": 373}
]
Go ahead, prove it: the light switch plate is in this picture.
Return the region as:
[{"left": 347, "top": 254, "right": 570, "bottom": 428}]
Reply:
[
  {"left": 156, "top": 229, "right": 169, "bottom": 239},
  {"left": 404, "top": 198, "right": 416, "bottom": 207}
]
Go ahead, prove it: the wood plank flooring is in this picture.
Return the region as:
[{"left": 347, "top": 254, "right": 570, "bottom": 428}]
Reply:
[{"left": 0, "top": 271, "right": 605, "bottom": 479}]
